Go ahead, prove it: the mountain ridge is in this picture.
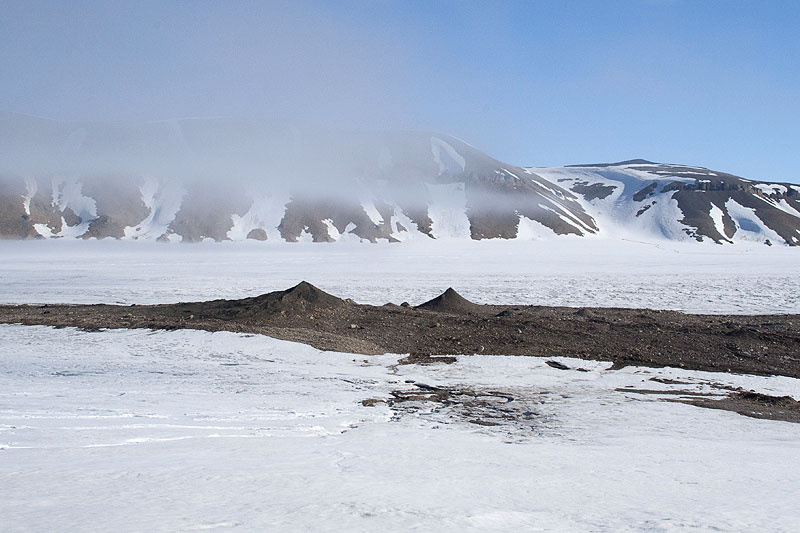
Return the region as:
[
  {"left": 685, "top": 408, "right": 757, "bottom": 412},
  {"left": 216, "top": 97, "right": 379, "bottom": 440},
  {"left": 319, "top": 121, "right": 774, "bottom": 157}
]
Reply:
[{"left": 1, "top": 114, "right": 799, "bottom": 246}]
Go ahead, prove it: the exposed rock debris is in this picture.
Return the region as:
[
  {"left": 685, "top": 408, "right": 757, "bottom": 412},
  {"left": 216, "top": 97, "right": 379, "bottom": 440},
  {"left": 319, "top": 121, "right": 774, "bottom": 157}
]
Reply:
[{"left": 1, "top": 282, "right": 799, "bottom": 380}]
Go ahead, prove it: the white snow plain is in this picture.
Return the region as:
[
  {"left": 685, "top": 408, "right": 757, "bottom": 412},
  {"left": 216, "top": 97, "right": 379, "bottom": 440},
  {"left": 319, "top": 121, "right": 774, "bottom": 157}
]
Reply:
[
  {"left": 1, "top": 239, "right": 800, "bottom": 531},
  {"left": 2, "top": 325, "right": 800, "bottom": 532},
  {"left": 0, "top": 238, "right": 798, "bottom": 314}
]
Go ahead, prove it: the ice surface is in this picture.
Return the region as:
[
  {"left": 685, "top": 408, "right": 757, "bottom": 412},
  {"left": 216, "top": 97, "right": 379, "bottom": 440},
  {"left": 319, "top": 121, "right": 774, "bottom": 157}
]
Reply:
[
  {"left": 0, "top": 239, "right": 798, "bottom": 314},
  {"left": 2, "top": 236, "right": 800, "bottom": 530},
  {"left": 1, "top": 325, "right": 799, "bottom": 531}
]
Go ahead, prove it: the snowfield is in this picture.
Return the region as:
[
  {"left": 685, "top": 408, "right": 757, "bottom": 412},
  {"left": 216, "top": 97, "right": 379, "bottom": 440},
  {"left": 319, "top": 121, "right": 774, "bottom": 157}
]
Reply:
[
  {"left": 1, "top": 239, "right": 799, "bottom": 531},
  {"left": 2, "top": 325, "right": 800, "bottom": 532},
  {"left": 0, "top": 239, "right": 799, "bottom": 314}
]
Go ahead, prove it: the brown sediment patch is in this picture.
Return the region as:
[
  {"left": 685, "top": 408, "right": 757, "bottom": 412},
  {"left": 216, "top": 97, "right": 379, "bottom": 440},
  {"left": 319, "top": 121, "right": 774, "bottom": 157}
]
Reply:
[
  {"left": 615, "top": 388, "right": 721, "bottom": 397},
  {"left": 649, "top": 377, "right": 693, "bottom": 385},
  {"left": 616, "top": 386, "right": 800, "bottom": 424},
  {"left": 397, "top": 354, "right": 458, "bottom": 365},
  {"left": 364, "top": 382, "right": 545, "bottom": 434},
  {"left": 674, "top": 391, "right": 800, "bottom": 424}
]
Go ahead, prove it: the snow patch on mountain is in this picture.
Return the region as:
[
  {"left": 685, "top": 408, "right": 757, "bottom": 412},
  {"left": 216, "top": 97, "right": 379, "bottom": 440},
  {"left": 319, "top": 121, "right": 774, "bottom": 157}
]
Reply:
[
  {"left": 500, "top": 168, "right": 522, "bottom": 181},
  {"left": 430, "top": 137, "right": 466, "bottom": 176},
  {"left": 22, "top": 178, "right": 36, "bottom": 216},
  {"left": 427, "top": 183, "right": 471, "bottom": 239},
  {"left": 754, "top": 183, "right": 788, "bottom": 196},
  {"left": 389, "top": 207, "right": 425, "bottom": 242},
  {"left": 725, "top": 199, "right": 783, "bottom": 244},
  {"left": 754, "top": 192, "right": 800, "bottom": 221},
  {"left": 515, "top": 215, "right": 556, "bottom": 240},
  {"left": 525, "top": 172, "right": 574, "bottom": 201},
  {"left": 227, "top": 192, "right": 290, "bottom": 241},
  {"left": 360, "top": 200, "right": 384, "bottom": 225},
  {"left": 297, "top": 227, "right": 314, "bottom": 243},
  {"left": 320, "top": 219, "right": 340, "bottom": 241},
  {"left": 339, "top": 222, "right": 364, "bottom": 242},
  {"left": 47, "top": 179, "right": 98, "bottom": 238},
  {"left": 709, "top": 204, "right": 728, "bottom": 242},
  {"left": 123, "top": 179, "right": 185, "bottom": 241},
  {"left": 31, "top": 223, "right": 53, "bottom": 238},
  {"left": 775, "top": 199, "right": 800, "bottom": 220},
  {"left": 642, "top": 197, "right": 691, "bottom": 241}
]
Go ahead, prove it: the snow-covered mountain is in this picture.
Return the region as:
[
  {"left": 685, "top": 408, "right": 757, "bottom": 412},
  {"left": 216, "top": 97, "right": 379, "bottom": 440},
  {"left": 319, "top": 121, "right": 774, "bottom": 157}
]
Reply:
[
  {"left": 1, "top": 113, "right": 799, "bottom": 245},
  {"left": 536, "top": 160, "right": 800, "bottom": 246}
]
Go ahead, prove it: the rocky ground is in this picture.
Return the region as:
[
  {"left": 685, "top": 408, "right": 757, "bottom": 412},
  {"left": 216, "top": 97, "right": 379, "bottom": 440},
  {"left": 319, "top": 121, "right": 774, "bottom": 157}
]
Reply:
[{"left": 2, "top": 281, "right": 799, "bottom": 422}]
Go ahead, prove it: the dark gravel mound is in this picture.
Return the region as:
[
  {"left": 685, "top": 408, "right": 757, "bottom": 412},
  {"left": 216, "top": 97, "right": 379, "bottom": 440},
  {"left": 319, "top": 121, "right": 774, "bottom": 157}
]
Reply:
[
  {"left": 253, "top": 281, "right": 345, "bottom": 312},
  {"left": 178, "top": 281, "right": 345, "bottom": 319},
  {"left": 416, "top": 288, "right": 481, "bottom": 313}
]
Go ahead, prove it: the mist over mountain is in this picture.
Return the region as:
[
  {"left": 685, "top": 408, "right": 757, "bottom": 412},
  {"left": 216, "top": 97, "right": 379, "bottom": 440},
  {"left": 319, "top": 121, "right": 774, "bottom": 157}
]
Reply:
[{"left": 1, "top": 112, "right": 799, "bottom": 246}]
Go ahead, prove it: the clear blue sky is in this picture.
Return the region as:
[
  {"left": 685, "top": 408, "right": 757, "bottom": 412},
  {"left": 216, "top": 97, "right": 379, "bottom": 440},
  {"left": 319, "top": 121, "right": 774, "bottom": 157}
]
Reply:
[{"left": 2, "top": 0, "right": 799, "bottom": 182}]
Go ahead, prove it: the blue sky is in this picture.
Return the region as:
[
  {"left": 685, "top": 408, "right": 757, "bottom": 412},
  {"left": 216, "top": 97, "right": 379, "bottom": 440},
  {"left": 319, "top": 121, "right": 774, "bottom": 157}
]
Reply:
[{"left": 2, "top": 0, "right": 799, "bottom": 182}]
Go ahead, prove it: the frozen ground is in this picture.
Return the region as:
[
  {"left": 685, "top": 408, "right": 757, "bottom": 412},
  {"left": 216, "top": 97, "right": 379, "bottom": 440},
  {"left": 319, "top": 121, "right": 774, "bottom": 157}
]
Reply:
[
  {"left": 1, "top": 325, "right": 799, "bottom": 531},
  {"left": 1, "top": 239, "right": 799, "bottom": 314},
  {"left": 2, "top": 240, "right": 799, "bottom": 531}
]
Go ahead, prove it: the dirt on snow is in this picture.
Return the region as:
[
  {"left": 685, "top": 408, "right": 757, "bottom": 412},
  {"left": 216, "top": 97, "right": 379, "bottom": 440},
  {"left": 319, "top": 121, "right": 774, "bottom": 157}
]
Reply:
[{"left": 2, "top": 281, "right": 799, "bottom": 423}]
